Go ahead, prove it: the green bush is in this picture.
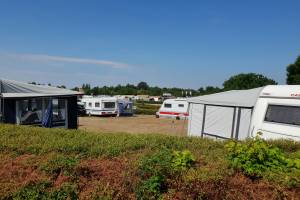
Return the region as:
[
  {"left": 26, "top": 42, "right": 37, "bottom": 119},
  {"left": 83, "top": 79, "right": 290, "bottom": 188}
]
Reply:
[
  {"left": 172, "top": 150, "right": 196, "bottom": 171},
  {"left": 225, "top": 135, "right": 300, "bottom": 178},
  {"left": 136, "top": 148, "right": 195, "bottom": 199}
]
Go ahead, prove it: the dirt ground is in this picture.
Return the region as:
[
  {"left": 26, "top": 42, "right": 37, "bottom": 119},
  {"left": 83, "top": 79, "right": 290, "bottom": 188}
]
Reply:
[{"left": 79, "top": 115, "right": 188, "bottom": 136}]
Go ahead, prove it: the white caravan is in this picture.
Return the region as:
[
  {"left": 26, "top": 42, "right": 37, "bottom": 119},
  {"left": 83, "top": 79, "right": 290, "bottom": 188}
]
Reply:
[
  {"left": 187, "top": 85, "right": 300, "bottom": 141},
  {"left": 156, "top": 99, "right": 188, "bottom": 119},
  {"left": 81, "top": 96, "right": 118, "bottom": 116}
]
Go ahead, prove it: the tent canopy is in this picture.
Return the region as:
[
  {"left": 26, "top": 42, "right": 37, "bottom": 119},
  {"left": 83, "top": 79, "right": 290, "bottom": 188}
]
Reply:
[
  {"left": 188, "top": 87, "right": 264, "bottom": 107},
  {"left": 0, "top": 79, "right": 82, "bottom": 98}
]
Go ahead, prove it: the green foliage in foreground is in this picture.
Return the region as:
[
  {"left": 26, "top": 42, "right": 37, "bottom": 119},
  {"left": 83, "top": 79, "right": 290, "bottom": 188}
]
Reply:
[
  {"left": 136, "top": 149, "right": 196, "bottom": 199},
  {"left": 0, "top": 124, "right": 300, "bottom": 199},
  {"left": 226, "top": 135, "right": 300, "bottom": 187},
  {"left": 41, "top": 154, "right": 79, "bottom": 176},
  {"left": 0, "top": 124, "right": 221, "bottom": 158},
  {"left": 13, "top": 181, "right": 78, "bottom": 200}
]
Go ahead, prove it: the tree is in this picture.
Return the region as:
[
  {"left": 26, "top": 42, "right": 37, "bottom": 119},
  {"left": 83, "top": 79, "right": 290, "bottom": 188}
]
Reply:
[
  {"left": 137, "top": 81, "right": 149, "bottom": 90},
  {"left": 198, "top": 86, "right": 222, "bottom": 95},
  {"left": 57, "top": 85, "right": 66, "bottom": 89},
  {"left": 223, "top": 73, "right": 277, "bottom": 90},
  {"left": 287, "top": 56, "right": 300, "bottom": 85}
]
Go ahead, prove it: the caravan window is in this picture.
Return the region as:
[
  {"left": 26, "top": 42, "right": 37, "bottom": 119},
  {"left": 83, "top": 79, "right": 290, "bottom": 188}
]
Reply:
[
  {"left": 88, "top": 102, "right": 92, "bottom": 107},
  {"left": 164, "top": 103, "right": 172, "bottom": 108},
  {"left": 103, "top": 102, "right": 115, "bottom": 109},
  {"left": 264, "top": 105, "right": 300, "bottom": 126},
  {"left": 178, "top": 104, "right": 184, "bottom": 107},
  {"left": 95, "top": 102, "right": 100, "bottom": 107}
]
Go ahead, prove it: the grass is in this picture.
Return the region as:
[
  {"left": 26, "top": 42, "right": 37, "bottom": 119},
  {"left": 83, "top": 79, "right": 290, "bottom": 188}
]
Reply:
[
  {"left": 0, "top": 124, "right": 299, "bottom": 199},
  {"left": 135, "top": 102, "right": 160, "bottom": 115},
  {"left": 0, "top": 124, "right": 219, "bottom": 157}
]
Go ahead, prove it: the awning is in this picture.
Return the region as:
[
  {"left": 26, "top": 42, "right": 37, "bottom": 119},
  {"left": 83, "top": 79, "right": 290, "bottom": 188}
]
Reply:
[
  {"left": 187, "top": 87, "right": 264, "bottom": 107},
  {"left": 0, "top": 79, "right": 82, "bottom": 98}
]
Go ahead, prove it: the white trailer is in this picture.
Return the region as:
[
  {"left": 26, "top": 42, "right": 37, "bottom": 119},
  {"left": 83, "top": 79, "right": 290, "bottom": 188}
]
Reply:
[
  {"left": 81, "top": 96, "right": 118, "bottom": 116},
  {"left": 156, "top": 98, "right": 188, "bottom": 120},
  {"left": 187, "top": 85, "right": 300, "bottom": 141}
]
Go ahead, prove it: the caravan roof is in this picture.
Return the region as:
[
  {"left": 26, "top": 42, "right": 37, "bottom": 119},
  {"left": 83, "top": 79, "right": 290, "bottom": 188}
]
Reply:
[
  {"left": 188, "top": 85, "right": 300, "bottom": 108},
  {"left": 0, "top": 79, "right": 82, "bottom": 98}
]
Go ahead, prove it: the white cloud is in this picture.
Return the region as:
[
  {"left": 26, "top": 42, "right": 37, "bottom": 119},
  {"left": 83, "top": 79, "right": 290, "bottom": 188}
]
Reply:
[{"left": 1, "top": 53, "right": 130, "bottom": 69}]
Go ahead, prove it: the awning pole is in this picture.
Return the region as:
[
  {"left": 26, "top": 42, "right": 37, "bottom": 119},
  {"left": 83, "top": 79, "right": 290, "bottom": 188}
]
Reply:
[
  {"left": 0, "top": 97, "right": 2, "bottom": 123},
  {"left": 201, "top": 104, "right": 207, "bottom": 138}
]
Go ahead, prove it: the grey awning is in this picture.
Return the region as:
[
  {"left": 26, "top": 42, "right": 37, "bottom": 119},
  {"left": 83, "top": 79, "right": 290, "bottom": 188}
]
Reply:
[
  {"left": 0, "top": 79, "right": 82, "bottom": 98},
  {"left": 187, "top": 87, "right": 264, "bottom": 107}
]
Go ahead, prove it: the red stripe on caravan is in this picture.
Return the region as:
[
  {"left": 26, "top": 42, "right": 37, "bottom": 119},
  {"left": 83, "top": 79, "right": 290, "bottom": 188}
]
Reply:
[{"left": 159, "top": 111, "right": 189, "bottom": 116}]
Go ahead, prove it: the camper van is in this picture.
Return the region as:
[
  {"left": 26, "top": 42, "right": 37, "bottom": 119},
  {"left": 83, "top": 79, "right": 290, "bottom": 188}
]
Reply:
[
  {"left": 187, "top": 85, "right": 300, "bottom": 141},
  {"left": 81, "top": 96, "right": 118, "bottom": 116},
  {"left": 156, "top": 99, "right": 188, "bottom": 119}
]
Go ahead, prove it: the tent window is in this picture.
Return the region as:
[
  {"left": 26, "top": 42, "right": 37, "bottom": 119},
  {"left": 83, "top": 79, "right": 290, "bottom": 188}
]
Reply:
[
  {"left": 52, "top": 99, "right": 66, "bottom": 124},
  {"left": 164, "top": 104, "right": 172, "bottom": 108},
  {"left": 18, "top": 99, "right": 43, "bottom": 125},
  {"left": 265, "top": 105, "right": 300, "bottom": 126},
  {"left": 178, "top": 104, "right": 184, "bottom": 107},
  {"left": 95, "top": 102, "right": 100, "bottom": 107}
]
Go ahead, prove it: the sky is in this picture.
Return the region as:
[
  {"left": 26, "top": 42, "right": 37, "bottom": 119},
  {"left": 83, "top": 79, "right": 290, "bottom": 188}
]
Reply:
[{"left": 0, "top": 0, "right": 299, "bottom": 89}]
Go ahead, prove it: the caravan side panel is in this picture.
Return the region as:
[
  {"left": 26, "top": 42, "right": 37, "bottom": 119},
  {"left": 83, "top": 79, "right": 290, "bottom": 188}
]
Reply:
[{"left": 188, "top": 103, "right": 204, "bottom": 136}]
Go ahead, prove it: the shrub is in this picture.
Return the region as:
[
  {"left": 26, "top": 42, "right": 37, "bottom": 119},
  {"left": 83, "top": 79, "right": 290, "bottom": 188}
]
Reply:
[
  {"left": 136, "top": 148, "right": 195, "bottom": 199},
  {"left": 172, "top": 150, "right": 196, "bottom": 171},
  {"left": 225, "top": 135, "right": 300, "bottom": 178}
]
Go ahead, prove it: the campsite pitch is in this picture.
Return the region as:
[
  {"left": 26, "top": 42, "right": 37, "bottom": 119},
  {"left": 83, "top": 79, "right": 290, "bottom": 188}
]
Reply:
[{"left": 79, "top": 115, "right": 188, "bottom": 136}]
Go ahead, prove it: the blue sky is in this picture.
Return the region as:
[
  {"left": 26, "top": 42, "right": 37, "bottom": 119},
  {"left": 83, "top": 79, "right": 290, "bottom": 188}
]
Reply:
[{"left": 0, "top": 0, "right": 299, "bottom": 89}]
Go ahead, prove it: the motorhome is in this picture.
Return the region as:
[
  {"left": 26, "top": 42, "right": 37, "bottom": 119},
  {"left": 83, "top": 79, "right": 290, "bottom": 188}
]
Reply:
[
  {"left": 187, "top": 85, "right": 300, "bottom": 141},
  {"left": 156, "top": 98, "right": 188, "bottom": 119},
  {"left": 81, "top": 96, "right": 118, "bottom": 116}
]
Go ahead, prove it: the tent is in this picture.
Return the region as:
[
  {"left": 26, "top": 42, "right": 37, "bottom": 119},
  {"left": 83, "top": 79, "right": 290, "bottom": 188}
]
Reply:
[
  {"left": 187, "top": 87, "right": 264, "bottom": 140},
  {"left": 0, "top": 79, "right": 82, "bottom": 128}
]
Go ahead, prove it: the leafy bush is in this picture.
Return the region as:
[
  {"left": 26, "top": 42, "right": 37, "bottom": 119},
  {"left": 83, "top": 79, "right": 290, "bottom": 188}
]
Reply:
[
  {"left": 172, "top": 150, "right": 196, "bottom": 171},
  {"left": 226, "top": 135, "right": 300, "bottom": 178},
  {"left": 136, "top": 175, "right": 164, "bottom": 200},
  {"left": 136, "top": 148, "right": 195, "bottom": 199}
]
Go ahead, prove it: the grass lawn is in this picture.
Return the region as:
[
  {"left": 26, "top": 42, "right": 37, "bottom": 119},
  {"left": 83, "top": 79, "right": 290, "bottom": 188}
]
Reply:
[{"left": 0, "top": 124, "right": 299, "bottom": 199}]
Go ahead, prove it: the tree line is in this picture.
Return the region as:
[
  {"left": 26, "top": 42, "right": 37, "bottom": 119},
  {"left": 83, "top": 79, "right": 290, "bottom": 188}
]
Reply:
[
  {"left": 76, "top": 55, "right": 300, "bottom": 97},
  {"left": 31, "top": 55, "right": 300, "bottom": 97},
  {"left": 74, "top": 72, "right": 277, "bottom": 97}
]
